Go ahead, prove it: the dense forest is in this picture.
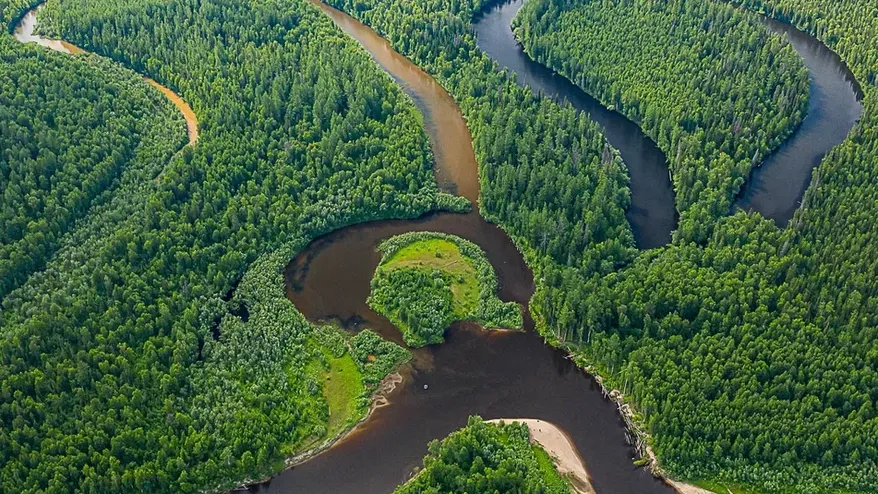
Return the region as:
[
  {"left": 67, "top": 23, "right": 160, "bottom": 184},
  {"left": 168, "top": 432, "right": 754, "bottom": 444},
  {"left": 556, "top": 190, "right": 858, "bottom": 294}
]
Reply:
[
  {"left": 325, "top": 0, "right": 877, "bottom": 491},
  {"left": 0, "top": 20, "right": 185, "bottom": 299},
  {"left": 394, "top": 416, "right": 570, "bottom": 494},
  {"left": 3, "top": 0, "right": 877, "bottom": 490},
  {"left": 514, "top": 0, "right": 878, "bottom": 491},
  {"left": 368, "top": 232, "right": 521, "bottom": 346},
  {"left": 515, "top": 0, "right": 809, "bottom": 241},
  {"left": 0, "top": 0, "right": 458, "bottom": 490}
]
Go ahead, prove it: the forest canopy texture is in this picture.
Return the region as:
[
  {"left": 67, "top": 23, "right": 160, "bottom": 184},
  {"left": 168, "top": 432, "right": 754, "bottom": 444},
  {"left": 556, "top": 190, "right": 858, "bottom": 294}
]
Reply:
[
  {"left": 1, "top": 0, "right": 877, "bottom": 491},
  {"left": 329, "top": 0, "right": 878, "bottom": 491},
  {"left": 514, "top": 0, "right": 878, "bottom": 491},
  {"left": 394, "top": 416, "right": 570, "bottom": 494},
  {"left": 515, "top": 0, "right": 809, "bottom": 241}
]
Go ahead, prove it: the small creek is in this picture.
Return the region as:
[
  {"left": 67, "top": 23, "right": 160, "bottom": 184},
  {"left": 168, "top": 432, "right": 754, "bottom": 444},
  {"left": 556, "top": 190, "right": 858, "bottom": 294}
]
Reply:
[{"left": 13, "top": 4, "right": 200, "bottom": 144}]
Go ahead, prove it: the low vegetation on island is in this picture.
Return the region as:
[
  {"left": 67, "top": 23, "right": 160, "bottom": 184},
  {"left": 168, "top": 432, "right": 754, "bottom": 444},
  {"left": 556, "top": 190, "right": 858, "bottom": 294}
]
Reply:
[
  {"left": 328, "top": 0, "right": 878, "bottom": 492},
  {"left": 395, "top": 416, "right": 571, "bottom": 494},
  {"left": 369, "top": 232, "right": 522, "bottom": 347}
]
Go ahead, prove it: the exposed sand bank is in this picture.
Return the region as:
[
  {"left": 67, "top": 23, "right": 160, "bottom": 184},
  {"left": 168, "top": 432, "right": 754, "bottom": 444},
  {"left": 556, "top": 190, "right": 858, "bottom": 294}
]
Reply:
[
  {"left": 667, "top": 480, "right": 719, "bottom": 494},
  {"left": 487, "top": 418, "right": 595, "bottom": 494}
]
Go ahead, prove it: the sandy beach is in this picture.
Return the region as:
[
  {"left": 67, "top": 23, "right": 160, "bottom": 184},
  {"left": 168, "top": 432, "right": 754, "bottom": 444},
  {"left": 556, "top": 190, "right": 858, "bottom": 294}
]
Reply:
[{"left": 487, "top": 418, "right": 596, "bottom": 494}]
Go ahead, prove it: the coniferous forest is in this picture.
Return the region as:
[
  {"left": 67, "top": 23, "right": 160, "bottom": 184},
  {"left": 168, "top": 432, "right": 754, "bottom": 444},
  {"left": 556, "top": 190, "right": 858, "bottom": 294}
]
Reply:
[{"left": 2, "top": 0, "right": 877, "bottom": 492}]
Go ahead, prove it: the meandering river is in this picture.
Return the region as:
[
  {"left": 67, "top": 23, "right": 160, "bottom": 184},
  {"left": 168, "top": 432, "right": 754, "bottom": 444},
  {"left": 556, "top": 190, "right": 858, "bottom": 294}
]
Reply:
[
  {"left": 259, "top": 1, "right": 861, "bottom": 493},
  {"left": 734, "top": 15, "right": 862, "bottom": 224},
  {"left": 474, "top": 0, "right": 676, "bottom": 249},
  {"left": 475, "top": 0, "right": 862, "bottom": 229},
  {"left": 13, "top": 4, "right": 200, "bottom": 144},
  {"left": 13, "top": 0, "right": 860, "bottom": 492}
]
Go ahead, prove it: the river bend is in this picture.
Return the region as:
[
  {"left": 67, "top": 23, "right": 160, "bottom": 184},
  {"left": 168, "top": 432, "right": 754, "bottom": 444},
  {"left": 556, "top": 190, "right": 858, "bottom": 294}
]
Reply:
[
  {"left": 13, "top": 0, "right": 861, "bottom": 492},
  {"left": 259, "top": 1, "right": 862, "bottom": 493},
  {"left": 13, "top": 5, "right": 200, "bottom": 144}
]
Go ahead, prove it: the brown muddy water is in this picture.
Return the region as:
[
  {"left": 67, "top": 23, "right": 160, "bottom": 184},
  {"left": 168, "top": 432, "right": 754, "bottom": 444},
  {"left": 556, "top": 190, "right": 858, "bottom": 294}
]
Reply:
[
  {"left": 252, "top": 0, "right": 861, "bottom": 493},
  {"left": 13, "top": 4, "right": 200, "bottom": 144},
  {"left": 248, "top": 1, "right": 675, "bottom": 493}
]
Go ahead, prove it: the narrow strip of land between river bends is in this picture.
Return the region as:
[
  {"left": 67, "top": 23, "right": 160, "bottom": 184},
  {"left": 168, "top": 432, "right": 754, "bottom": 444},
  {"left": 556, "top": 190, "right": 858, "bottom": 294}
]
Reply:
[{"left": 13, "top": 3, "right": 199, "bottom": 144}]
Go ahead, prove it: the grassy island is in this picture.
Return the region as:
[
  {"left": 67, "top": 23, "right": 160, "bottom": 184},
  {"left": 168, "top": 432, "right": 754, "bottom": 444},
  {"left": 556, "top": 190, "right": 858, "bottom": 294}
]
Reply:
[{"left": 369, "top": 232, "right": 522, "bottom": 347}]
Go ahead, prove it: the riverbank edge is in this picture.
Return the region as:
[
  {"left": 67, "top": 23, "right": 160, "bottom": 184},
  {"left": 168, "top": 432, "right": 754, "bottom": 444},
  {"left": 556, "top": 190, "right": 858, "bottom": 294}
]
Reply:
[
  {"left": 19, "top": 2, "right": 200, "bottom": 145},
  {"left": 505, "top": 1, "right": 866, "bottom": 492},
  {"left": 227, "top": 369, "right": 404, "bottom": 492},
  {"left": 509, "top": 0, "right": 810, "bottom": 228},
  {"left": 486, "top": 418, "right": 596, "bottom": 494},
  {"left": 532, "top": 317, "right": 726, "bottom": 494}
]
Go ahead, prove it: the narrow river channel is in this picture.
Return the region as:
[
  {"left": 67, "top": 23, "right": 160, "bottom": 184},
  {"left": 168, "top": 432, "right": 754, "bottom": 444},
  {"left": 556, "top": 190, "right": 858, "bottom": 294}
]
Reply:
[
  {"left": 474, "top": 0, "right": 677, "bottom": 249},
  {"left": 255, "top": 1, "right": 862, "bottom": 493},
  {"left": 734, "top": 16, "right": 863, "bottom": 224},
  {"left": 13, "top": 4, "right": 200, "bottom": 144},
  {"left": 475, "top": 0, "right": 862, "bottom": 229},
  {"left": 12, "top": 0, "right": 861, "bottom": 492}
]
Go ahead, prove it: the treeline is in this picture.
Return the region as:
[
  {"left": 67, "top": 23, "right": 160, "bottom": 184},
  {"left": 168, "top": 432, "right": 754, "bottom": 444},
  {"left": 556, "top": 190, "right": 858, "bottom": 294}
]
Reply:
[
  {"left": 324, "top": 0, "right": 878, "bottom": 491},
  {"left": 515, "top": 0, "right": 809, "bottom": 241},
  {"left": 369, "top": 232, "right": 521, "bottom": 346},
  {"left": 395, "top": 416, "right": 570, "bottom": 494},
  {"left": 0, "top": 0, "right": 31, "bottom": 28},
  {"left": 0, "top": 35, "right": 186, "bottom": 299},
  {"left": 0, "top": 0, "right": 448, "bottom": 491},
  {"left": 519, "top": 0, "right": 878, "bottom": 492}
]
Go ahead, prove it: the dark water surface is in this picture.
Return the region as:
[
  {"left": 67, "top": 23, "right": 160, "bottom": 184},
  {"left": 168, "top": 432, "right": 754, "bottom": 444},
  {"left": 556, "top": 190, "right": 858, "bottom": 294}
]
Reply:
[
  {"left": 476, "top": 0, "right": 862, "bottom": 229},
  {"left": 474, "top": 0, "right": 676, "bottom": 249},
  {"left": 251, "top": 0, "right": 861, "bottom": 493},
  {"left": 734, "top": 17, "right": 863, "bottom": 224},
  {"left": 250, "top": 1, "right": 675, "bottom": 493}
]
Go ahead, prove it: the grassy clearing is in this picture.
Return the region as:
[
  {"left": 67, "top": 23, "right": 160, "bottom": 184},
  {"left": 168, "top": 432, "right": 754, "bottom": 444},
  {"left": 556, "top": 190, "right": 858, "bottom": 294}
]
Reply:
[
  {"left": 321, "top": 350, "right": 365, "bottom": 438},
  {"left": 383, "top": 238, "right": 479, "bottom": 318}
]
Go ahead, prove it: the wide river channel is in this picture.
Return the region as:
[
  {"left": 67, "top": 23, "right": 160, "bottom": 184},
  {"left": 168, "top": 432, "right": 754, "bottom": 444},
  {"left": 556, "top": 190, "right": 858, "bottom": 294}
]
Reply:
[
  {"left": 255, "top": 0, "right": 860, "bottom": 493},
  {"left": 12, "top": 0, "right": 861, "bottom": 492}
]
